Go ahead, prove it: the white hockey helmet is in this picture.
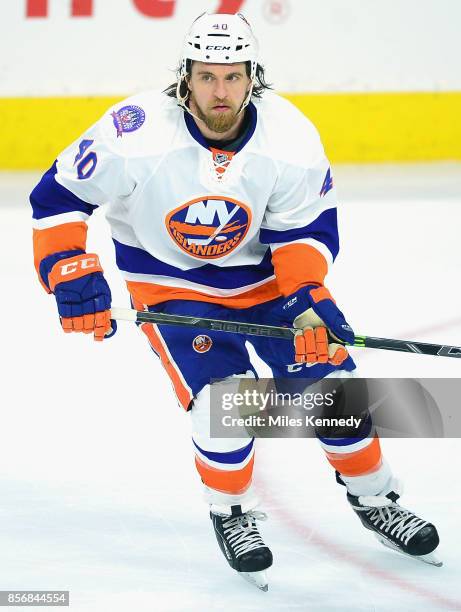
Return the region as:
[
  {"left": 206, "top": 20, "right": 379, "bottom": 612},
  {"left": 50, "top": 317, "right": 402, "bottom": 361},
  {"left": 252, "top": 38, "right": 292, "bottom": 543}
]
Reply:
[{"left": 177, "top": 12, "right": 259, "bottom": 113}]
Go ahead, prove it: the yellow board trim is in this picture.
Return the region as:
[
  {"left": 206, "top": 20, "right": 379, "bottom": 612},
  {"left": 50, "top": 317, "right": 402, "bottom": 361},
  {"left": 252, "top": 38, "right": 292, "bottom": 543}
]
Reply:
[
  {"left": 1, "top": 91, "right": 460, "bottom": 169},
  {"left": 284, "top": 91, "right": 461, "bottom": 162}
]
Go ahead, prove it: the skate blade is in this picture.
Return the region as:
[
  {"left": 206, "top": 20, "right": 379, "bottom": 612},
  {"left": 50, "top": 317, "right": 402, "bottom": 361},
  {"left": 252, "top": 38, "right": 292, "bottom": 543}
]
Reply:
[
  {"left": 374, "top": 534, "right": 443, "bottom": 567},
  {"left": 239, "top": 570, "right": 269, "bottom": 591}
]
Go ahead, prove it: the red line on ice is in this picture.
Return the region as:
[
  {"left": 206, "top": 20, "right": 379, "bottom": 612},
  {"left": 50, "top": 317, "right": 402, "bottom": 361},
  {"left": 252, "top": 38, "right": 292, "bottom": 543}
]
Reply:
[{"left": 257, "top": 478, "right": 461, "bottom": 610}]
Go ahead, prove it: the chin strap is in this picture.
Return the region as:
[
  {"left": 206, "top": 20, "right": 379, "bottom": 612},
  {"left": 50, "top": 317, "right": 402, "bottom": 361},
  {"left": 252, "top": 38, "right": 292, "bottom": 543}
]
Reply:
[
  {"left": 176, "top": 75, "right": 202, "bottom": 121},
  {"left": 237, "top": 82, "right": 255, "bottom": 115}
]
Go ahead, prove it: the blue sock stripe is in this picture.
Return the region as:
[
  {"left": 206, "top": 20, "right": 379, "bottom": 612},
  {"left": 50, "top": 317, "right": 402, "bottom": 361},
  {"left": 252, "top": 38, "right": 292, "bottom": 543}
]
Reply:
[
  {"left": 316, "top": 416, "right": 373, "bottom": 447},
  {"left": 192, "top": 438, "right": 254, "bottom": 465}
]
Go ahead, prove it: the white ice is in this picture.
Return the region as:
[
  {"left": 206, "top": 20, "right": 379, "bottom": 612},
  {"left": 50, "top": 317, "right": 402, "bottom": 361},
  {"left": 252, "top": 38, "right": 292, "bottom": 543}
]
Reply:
[{"left": 0, "top": 164, "right": 460, "bottom": 611}]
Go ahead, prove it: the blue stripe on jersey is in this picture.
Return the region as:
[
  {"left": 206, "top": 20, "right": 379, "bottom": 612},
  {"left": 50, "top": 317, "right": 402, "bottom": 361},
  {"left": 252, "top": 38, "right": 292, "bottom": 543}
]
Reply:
[
  {"left": 259, "top": 208, "right": 339, "bottom": 260},
  {"left": 192, "top": 438, "right": 254, "bottom": 465},
  {"left": 30, "top": 161, "right": 98, "bottom": 220},
  {"left": 114, "top": 239, "right": 275, "bottom": 289}
]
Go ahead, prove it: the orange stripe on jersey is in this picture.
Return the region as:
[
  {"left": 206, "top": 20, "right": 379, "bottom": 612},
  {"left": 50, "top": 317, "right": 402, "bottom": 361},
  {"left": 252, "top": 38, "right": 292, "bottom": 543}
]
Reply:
[
  {"left": 141, "top": 322, "right": 192, "bottom": 411},
  {"left": 33, "top": 221, "right": 88, "bottom": 292},
  {"left": 195, "top": 455, "right": 254, "bottom": 495},
  {"left": 324, "top": 436, "right": 382, "bottom": 477},
  {"left": 127, "top": 278, "right": 281, "bottom": 309},
  {"left": 271, "top": 243, "right": 328, "bottom": 296}
]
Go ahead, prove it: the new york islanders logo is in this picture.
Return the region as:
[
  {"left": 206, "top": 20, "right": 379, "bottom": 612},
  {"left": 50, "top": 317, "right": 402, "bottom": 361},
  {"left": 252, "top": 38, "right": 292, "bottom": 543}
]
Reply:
[
  {"left": 166, "top": 196, "right": 251, "bottom": 260},
  {"left": 192, "top": 335, "right": 213, "bottom": 354}
]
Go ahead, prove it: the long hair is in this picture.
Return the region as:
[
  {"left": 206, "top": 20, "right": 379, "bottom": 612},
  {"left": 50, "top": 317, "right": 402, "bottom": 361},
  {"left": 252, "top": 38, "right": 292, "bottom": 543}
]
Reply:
[{"left": 163, "top": 61, "right": 272, "bottom": 101}]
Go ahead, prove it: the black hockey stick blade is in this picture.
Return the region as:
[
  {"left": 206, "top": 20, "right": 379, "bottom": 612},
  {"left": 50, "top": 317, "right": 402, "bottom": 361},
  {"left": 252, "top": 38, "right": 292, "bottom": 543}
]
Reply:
[
  {"left": 110, "top": 308, "right": 461, "bottom": 359},
  {"left": 354, "top": 335, "right": 461, "bottom": 358}
]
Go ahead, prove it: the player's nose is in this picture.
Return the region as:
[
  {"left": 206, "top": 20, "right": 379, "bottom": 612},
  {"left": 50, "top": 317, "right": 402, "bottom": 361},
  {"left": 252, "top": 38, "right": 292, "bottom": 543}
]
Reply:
[{"left": 213, "top": 79, "right": 228, "bottom": 100}]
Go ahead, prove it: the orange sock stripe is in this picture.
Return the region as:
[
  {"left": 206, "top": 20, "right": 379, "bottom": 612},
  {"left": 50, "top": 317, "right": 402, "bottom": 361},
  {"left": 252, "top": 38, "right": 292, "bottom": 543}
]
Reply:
[
  {"left": 141, "top": 322, "right": 192, "bottom": 411},
  {"left": 195, "top": 455, "right": 254, "bottom": 495},
  {"left": 271, "top": 243, "right": 328, "bottom": 296},
  {"left": 324, "top": 436, "right": 382, "bottom": 476}
]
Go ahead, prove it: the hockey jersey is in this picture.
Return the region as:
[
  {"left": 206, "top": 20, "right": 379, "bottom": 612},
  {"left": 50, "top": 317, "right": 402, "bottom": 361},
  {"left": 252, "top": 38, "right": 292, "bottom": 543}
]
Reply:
[{"left": 31, "top": 90, "right": 339, "bottom": 309}]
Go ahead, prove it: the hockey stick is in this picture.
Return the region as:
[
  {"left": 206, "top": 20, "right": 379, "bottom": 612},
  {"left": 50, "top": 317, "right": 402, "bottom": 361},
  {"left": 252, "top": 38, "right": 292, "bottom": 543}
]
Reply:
[{"left": 110, "top": 307, "right": 461, "bottom": 359}]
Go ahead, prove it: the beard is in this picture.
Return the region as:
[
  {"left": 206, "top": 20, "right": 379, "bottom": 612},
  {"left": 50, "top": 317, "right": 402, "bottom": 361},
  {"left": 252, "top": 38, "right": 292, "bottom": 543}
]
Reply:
[{"left": 192, "top": 98, "right": 240, "bottom": 134}]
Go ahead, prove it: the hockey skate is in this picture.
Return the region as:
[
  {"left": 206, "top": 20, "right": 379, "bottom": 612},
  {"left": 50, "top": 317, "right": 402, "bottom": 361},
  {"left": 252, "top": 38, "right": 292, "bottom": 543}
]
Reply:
[
  {"left": 210, "top": 507, "right": 273, "bottom": 591},
  {"left": 347, "top": 489, "right": 442, "bottom": 567}
]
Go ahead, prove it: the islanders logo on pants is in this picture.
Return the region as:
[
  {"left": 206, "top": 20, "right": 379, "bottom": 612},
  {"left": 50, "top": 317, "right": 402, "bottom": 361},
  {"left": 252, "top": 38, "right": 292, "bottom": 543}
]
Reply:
[
  {"left": 166, "top": 196, "right": 251, "bottom": 260},
  {"left": 192, "top": 335, "right": 213, "bottom": 353}
]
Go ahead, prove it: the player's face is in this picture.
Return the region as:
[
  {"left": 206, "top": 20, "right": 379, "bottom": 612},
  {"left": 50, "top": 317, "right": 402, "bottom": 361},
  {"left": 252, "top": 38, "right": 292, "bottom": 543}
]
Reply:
[{"left": 188, "top": 62, "right": 251, "bottom": 134}]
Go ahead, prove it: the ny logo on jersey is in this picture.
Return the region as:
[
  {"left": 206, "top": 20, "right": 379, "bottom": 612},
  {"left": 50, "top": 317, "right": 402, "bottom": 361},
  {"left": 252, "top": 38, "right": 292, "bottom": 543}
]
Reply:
[{"left": 166, "top": 196, "right": 251, "bottom": 260}]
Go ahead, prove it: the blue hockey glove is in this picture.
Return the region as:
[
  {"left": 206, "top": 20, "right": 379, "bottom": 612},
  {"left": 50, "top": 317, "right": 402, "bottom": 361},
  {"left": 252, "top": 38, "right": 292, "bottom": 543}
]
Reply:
[
  {"left": 281, "top": 285, "right": 354, "bottom": 365},
  {"left": 41, "top": 251, "right": 116, "bottom": 342}
]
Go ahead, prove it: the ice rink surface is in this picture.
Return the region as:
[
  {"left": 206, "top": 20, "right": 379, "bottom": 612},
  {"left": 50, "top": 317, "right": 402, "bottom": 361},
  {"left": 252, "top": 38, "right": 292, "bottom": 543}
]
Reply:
[{"left": 1, "top": 164, "right": 460, "bottom": 611}]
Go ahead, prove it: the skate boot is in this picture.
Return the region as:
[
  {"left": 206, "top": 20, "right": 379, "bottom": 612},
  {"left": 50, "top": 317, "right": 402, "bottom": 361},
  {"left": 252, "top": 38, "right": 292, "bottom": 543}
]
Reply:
[
  {"left": 346, "top": 487, "right": 442, "bottom": 567},
  {"left": 210, "top": 505, "right": 273, "bottom": 591}
]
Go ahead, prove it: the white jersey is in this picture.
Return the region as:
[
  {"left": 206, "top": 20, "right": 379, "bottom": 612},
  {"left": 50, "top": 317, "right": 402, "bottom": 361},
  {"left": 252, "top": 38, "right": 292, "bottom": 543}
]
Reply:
[{"left": 31, "top": 90, "right": 339, "bottom": 308}]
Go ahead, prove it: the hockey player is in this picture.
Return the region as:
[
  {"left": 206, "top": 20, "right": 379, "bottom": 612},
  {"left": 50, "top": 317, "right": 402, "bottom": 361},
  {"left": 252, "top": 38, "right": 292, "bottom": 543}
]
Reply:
[{"left": 30, "top": 12, "right": 440, "bottom": 590}]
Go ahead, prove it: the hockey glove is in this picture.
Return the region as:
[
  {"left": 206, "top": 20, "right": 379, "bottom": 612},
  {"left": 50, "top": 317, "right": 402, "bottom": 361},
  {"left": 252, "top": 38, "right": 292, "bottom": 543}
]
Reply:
[
  {"left": 41, "top": 251, "right": 116, "bottom": 342},
  {"left": 281, "top": 285, "right": 354, "bottom": 365}
]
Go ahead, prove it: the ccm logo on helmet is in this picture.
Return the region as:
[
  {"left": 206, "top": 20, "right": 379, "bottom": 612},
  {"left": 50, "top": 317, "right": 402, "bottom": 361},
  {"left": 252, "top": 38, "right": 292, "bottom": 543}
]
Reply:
[
  {"left": 61, "top": 256, "right": 99, "bottom": 276},
  {"left": 206, "top": 45, "right": 232, "bottom": 51}
]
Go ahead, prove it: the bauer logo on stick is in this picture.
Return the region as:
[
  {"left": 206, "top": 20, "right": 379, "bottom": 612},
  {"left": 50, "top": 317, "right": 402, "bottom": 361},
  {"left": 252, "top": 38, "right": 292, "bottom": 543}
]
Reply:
[{"left": 166, "top": 196, "right": 251, "bottom": 260}]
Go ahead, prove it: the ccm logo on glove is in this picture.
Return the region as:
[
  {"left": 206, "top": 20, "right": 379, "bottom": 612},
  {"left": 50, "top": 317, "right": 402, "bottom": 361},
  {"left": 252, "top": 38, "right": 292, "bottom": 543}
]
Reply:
[
  {"left": 61, "top": 256, "right": 99, "bottom": 275},
  {"left": 43, "top": 252, "right": 116, "bottom": 342},
  {"left": 48, "top": 254, "right": 103, "bottom": 291}
]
